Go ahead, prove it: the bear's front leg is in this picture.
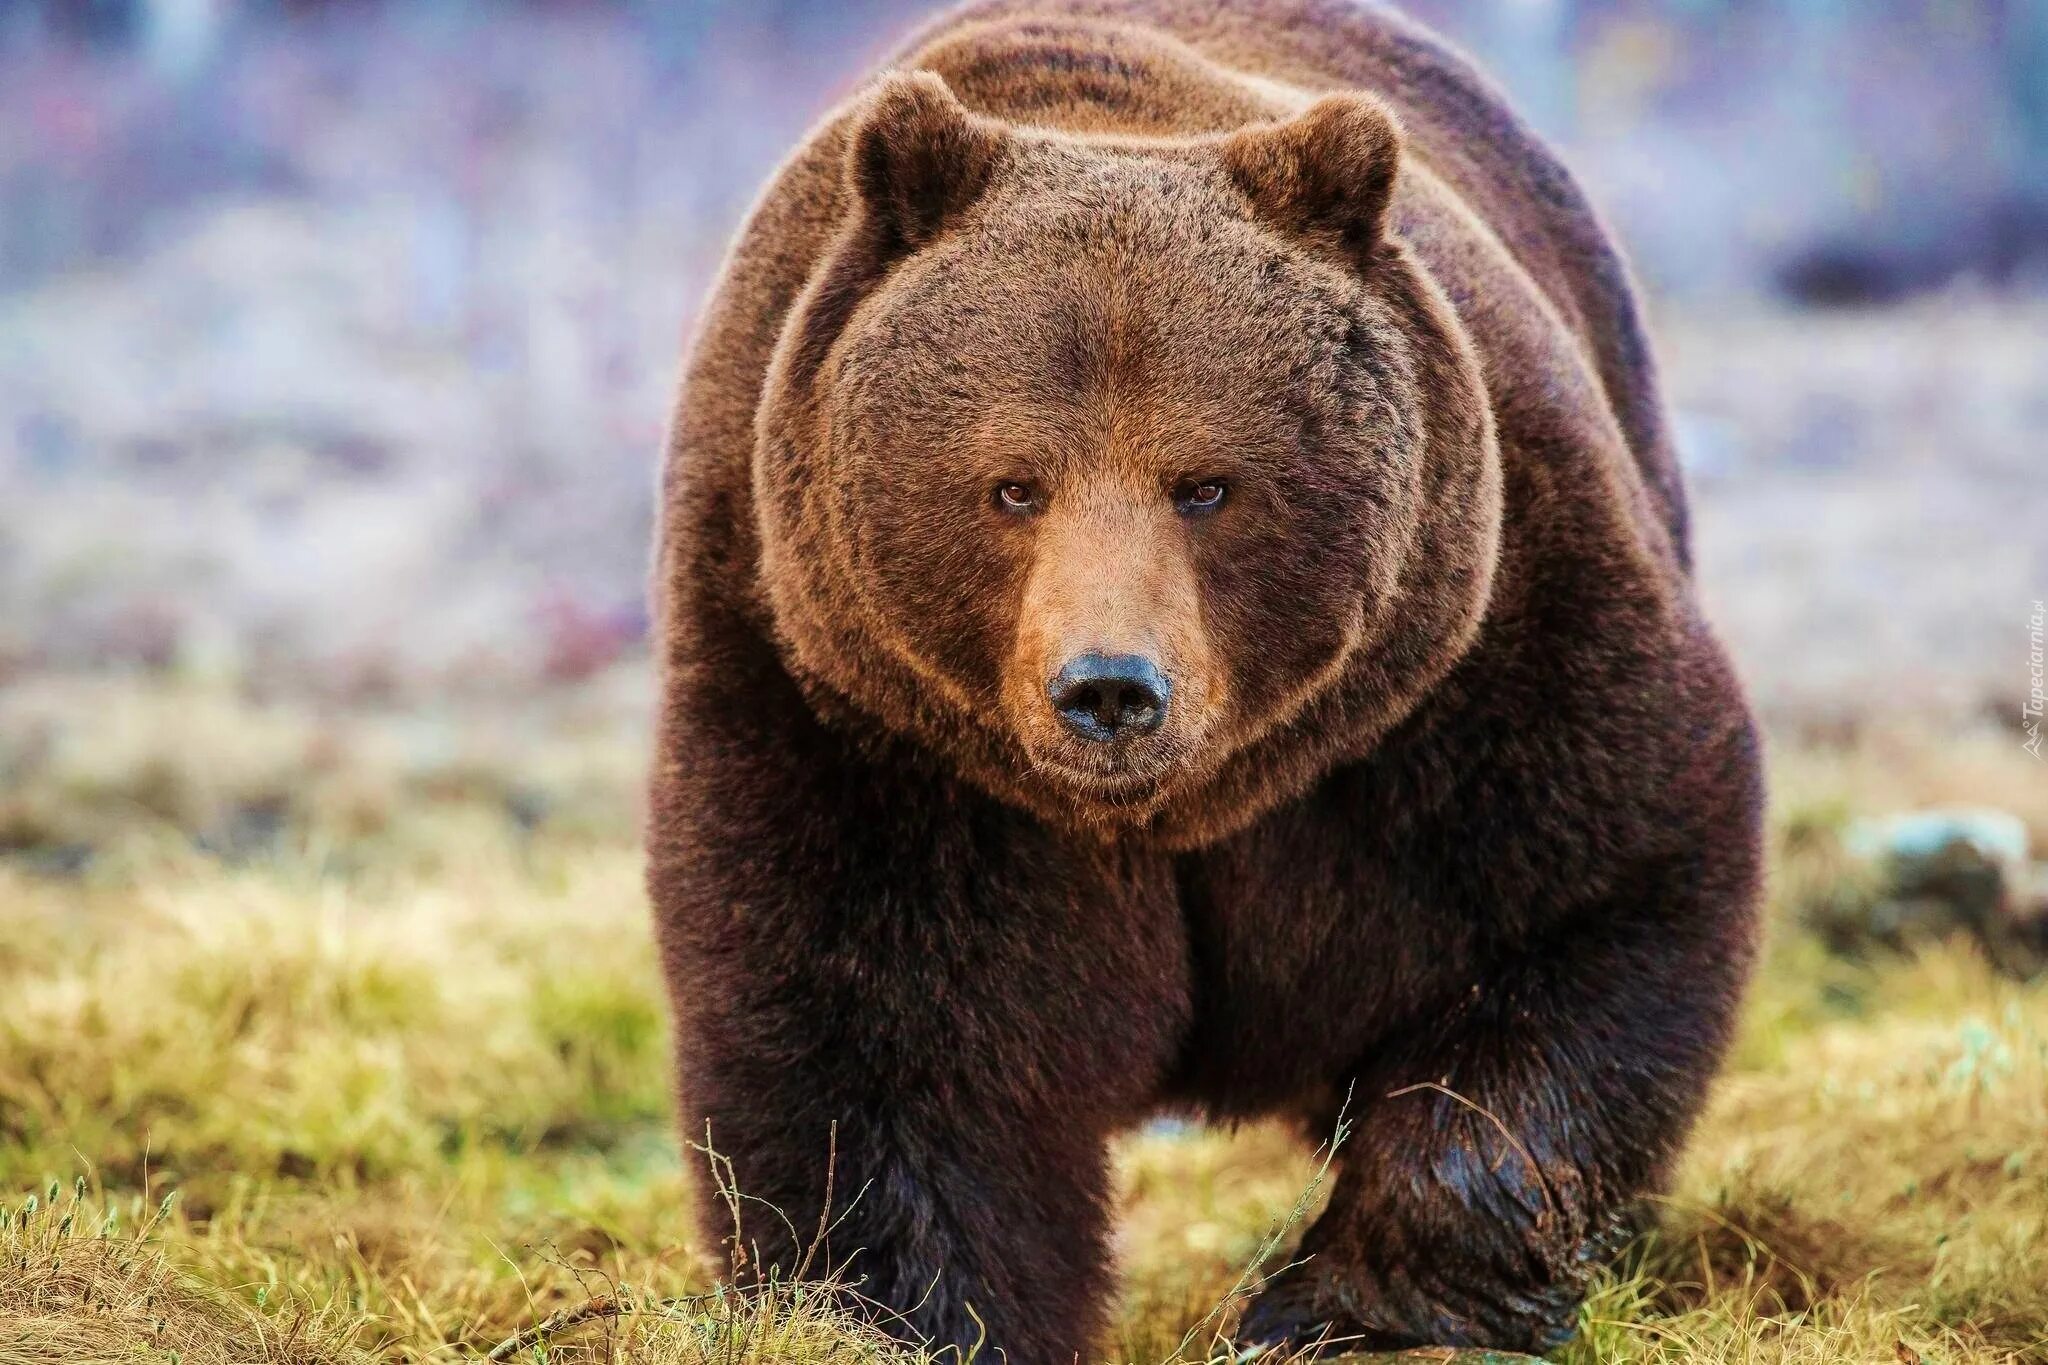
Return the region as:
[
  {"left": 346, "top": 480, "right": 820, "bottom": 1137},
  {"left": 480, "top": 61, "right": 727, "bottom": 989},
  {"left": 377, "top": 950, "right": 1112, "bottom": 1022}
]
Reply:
[
  {"left": 650, "top": 679, "right": 1188, "bottom": 1364},
  {"left": 675, "top": 1025, "right": 1125, "bottom": 1363},
  {"left": 1237, "top": 858, "right": 1757, "bottom": 1356}
]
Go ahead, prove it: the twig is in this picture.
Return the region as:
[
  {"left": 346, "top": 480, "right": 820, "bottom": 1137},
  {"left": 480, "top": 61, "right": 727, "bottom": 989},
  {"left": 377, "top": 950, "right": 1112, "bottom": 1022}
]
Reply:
[
  {"left": 1385, "top": 1080, "right": 1558, "bottom": 1220},
  {"left": 794, "top": 1120, "right": 837, "bottom": 1282},
  {"left": 1164, "top": 1086, "right": 1356, "bottom": 1365},
  {"left": 485, "top": 1295, "right": 625, "bottom": 1361}
]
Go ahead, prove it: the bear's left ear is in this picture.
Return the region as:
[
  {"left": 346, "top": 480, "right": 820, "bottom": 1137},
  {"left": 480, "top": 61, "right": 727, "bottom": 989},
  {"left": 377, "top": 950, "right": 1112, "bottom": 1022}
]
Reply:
[
  {"left": 847, "top": 70, "right": 1009, "bottom": 256},
  {"left": 1219, "top": 94, "right": 1403, "bottom": 262}
]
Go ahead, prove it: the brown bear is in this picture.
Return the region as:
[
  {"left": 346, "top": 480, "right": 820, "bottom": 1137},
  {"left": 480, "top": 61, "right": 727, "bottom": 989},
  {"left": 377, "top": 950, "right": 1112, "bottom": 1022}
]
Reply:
[{"left": 646, "top": 1, "right": 1764, "bottom": 1360}]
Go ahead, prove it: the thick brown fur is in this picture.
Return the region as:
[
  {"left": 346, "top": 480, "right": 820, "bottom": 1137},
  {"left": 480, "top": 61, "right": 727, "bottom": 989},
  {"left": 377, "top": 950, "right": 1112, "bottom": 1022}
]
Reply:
[{"left": 646, "top": 3, "right": 1763, "bottom": 1360}]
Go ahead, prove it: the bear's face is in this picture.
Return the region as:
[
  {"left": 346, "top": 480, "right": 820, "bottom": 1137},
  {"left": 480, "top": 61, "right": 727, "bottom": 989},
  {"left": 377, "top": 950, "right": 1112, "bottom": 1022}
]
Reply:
[{"left": 756, "top": 75, "right": 1500, "bottom": 840}]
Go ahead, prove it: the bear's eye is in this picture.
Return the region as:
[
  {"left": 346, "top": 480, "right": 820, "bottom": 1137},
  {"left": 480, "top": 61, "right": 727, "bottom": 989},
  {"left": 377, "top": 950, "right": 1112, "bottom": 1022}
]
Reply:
[
  {"left": 1174, "top": 479, "right": 1228, "bottom": 514},
  {"left": 995, "top": 482, "right": 1039, "bottom": 513}
]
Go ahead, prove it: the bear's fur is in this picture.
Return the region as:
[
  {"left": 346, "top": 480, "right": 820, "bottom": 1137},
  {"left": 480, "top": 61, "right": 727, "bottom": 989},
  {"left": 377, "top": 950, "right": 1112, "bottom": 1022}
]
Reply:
[{"left": 647, "top": 2, "right": 1764, "bottom": 1359}]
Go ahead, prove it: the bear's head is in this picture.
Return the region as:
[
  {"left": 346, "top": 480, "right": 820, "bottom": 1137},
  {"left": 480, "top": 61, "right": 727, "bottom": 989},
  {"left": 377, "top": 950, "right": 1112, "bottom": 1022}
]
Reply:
[{"left": 755, "top": 72, "right": 1501, "bottom": 845}]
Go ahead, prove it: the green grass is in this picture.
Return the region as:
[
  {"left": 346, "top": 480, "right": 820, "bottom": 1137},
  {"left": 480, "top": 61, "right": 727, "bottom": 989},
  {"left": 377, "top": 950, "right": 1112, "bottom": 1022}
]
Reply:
[{"left": 1, "top": 674, "right": 2044, "bottom": 1362}]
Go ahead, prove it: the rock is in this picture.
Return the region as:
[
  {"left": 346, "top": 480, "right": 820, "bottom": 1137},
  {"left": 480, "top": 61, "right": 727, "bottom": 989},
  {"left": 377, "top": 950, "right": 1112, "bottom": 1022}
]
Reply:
[
  {"left": 1842, "top": 809, "right": 2045, "bottom": 976},
  {"left": 1323, "top": 1351, "right": 1544, "bottom": 1365}
]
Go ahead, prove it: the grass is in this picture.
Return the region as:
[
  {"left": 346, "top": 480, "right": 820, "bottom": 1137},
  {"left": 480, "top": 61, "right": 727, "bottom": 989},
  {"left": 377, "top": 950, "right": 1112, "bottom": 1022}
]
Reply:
[{"left": 0, "top": 672, "right": 2044, "bottom": 1362}]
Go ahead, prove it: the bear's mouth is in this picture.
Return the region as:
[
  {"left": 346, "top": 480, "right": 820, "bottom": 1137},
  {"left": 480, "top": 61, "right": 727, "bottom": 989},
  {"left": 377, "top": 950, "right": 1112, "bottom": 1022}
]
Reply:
[
  {"left": 1021, "top": 738, "right": 1195, "bottom": 810},
  {"left": 1036, "top": 758, "right": 1159, "bottom": 797}
]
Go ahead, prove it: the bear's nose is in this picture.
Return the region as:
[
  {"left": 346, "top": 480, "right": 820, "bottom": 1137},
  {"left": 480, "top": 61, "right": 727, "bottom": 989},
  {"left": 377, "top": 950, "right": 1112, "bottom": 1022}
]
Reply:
[{"left": 1048, "top": 653, "right": 1170, "bottom": 742}]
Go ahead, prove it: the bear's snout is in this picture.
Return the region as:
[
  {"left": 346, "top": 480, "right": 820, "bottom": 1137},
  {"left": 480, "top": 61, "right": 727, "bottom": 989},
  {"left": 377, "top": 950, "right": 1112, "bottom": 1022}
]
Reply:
[{"left": 1047, "top": 652, "right": 1170, "bottom": 742}]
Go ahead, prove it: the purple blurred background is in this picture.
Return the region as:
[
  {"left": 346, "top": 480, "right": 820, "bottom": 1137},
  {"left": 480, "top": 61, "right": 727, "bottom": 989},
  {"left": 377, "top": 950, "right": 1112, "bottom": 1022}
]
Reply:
[{"left": 2, "top": 0, "right": 2044, "bottom": 727}]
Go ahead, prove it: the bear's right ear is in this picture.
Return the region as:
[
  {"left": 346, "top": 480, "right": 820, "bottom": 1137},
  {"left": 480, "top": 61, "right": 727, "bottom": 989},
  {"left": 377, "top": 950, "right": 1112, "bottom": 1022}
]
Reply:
[
  {"left": 1219, "top": 94, "right": 1403, "bottom": 263},
  {"left": 847, "top": 71, "right": 1008, "bottom": 255}
]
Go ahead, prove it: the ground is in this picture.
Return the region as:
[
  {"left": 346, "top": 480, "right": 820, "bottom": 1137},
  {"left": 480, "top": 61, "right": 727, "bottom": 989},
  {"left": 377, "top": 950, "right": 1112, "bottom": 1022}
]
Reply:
[{"left": 1, "top": 672, "right": 2043, "bottom": 1363}]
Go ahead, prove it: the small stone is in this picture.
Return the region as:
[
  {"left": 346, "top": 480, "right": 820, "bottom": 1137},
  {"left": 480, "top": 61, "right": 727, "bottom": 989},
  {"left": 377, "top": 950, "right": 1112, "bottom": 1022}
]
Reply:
[
  {"left": 1841, "top": 809, "right": 2044, "bottom": 976},
  {"left": 1324, "top": 1352, "right": 1544, "bottom": 1365}
]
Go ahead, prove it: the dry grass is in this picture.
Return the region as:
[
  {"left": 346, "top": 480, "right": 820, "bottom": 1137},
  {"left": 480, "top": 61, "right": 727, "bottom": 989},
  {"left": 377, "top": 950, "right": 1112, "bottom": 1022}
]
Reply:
[
  {"left": 0, "top": 1184, "right": 362, "bottom": 1364},
  {"left": 0, "top": 675, "right": 2044, "bottom": 1363}
]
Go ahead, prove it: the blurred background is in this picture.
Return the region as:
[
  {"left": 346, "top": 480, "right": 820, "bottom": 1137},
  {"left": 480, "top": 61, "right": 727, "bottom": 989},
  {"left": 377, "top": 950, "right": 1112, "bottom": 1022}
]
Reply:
[{"left": 1, "top": 0, "right": 2043, "bottom": 727}]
